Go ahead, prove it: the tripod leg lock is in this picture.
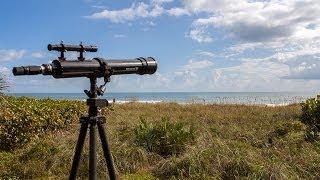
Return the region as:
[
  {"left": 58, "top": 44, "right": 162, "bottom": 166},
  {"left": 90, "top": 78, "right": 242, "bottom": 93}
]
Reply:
[{"left": 80, "top": 116, "right": 106, "bottom": 124}]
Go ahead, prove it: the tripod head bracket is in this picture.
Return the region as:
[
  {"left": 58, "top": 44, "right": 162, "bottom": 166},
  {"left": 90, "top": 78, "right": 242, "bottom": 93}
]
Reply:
[{"left": 86, "top": 99, "right": 109, "bottom": 108}]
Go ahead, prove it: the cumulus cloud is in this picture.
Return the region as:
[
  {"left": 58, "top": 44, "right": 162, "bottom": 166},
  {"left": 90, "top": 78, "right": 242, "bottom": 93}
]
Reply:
[
  {"left": 86, "top": 1, "right": 180, "bottom": 23},
  {"left": 196, "top": 50, "right": 215, "bottom": 58},
  {"left": 31, "top": 52, "right": 46, "bottom": 58},
  {"left": 185, "top": 0, "right": 320, "bottom": 45},
  {"left": 83, "top": 0, "right": 320, "bottom": 90},
  {"left": 181, "top": 59, "right": 213, "bottom": 70},
  {"left": 284, "top": 60, "right": 320, "bottom": 79},
  {"left": 281, "top": 51, "right": 320, "bottom": 79},
  {"left": 186, "top": 26, "right": 212, "bottom": 43},
  {"left": 151, "top": 0, "right": 174, "bottom": 5},
  {"left": 86, "top": 1, "right": 190, "bottom": 23},
  {"left": 166, "top": 48, "right": 320, "bottom": 91},
  {"left": 224, "top": 41, "right": 320, "bottom": 81},
  {"left": 167, "top": 7, "right": 190, "bottom": 17},
  {"left": 181, "top": 0, "right": 320, "bottom": 84},
  {"left": 0, "top": 49, "right": 26, "bottom": 62},
  {"left": 85, "top": 2, "right": 153, "bottom": 23}
]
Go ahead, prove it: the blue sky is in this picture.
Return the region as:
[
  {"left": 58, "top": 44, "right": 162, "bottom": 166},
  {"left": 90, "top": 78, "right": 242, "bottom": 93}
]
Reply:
[{"left": 0, "top": 0, "right": 320, "bottom": 93}]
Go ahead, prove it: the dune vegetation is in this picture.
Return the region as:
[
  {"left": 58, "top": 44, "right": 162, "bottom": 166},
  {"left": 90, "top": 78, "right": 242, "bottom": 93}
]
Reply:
[{"left": 0, "top": 95, "right": 320, "bottom": 179}]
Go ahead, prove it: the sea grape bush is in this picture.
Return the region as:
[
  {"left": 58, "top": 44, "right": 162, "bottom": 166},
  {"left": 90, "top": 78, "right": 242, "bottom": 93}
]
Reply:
[
  {"left": 300, "top": 98, "right": 320, "bottom": 141},
  {"left": 0, "top": 96, "right": 86, "bottom": 150},
  {"left": 134, "top": 117, "right": 195, "bottom": 157}
]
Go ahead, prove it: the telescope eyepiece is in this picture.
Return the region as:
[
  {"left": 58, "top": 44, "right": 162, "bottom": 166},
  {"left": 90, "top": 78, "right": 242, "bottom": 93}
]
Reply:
[
  {"left": 12, "top": 67, "right": 23, "bottom": 76},
  {"left": 12, "top": 66, "right": 44, "bottom": 76}
]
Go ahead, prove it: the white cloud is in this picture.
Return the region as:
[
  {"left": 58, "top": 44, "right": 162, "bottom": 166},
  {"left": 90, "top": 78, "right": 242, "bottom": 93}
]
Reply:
[
  {"left": 280, "top": 50, "right": 320, "bottom": 79},
  {"left": 180, "top": 0, "right": 320, "bottom": 88},
  {"left": 85, "top": 2, "right": 152, "bottom": 23},
  {"left": 152, "top": 0, "right": 174, "bottom": 4},
  {"left": 226, "top": 44, "right": 320, "bottom": 82},
  {"left": 284, "top": 60, "right": 320, "bottom": 79},
  {"left": 147, "top": 21, "right": 156, "bottom": 26},
  {"left": 181, "top": 59, "right": 213, "bottom": 70},
  {"left": 186, "top": 26, "right": 212, "bottom": 43},
  {"left": 82, "top": 0, "right": 320, "bottom": 91},
  {"left": 183, "top": 0, "right": 243, "bottom": 13},
  {"left": 91, "top": 5, "right": 106, "bottom": 9},
  {"left": 167, "top": 7, "right": 190, "bottom": 17},
  {"left": 0, "top": 49, "right": 26, "bottom": 62},
  {"left": 165, "top": 49, "right": 320, "bottom": 91},
  {"left": 186, "top": 0, "right": 320, "bottom": 45},
  {"left": 228, "top": 42, "right": 264, "bottom": 54},
  {"left": 0, "top": 67, "right": 10, "bottom": 75},
  {"left": 196, "top": 50, "right": 215, "bottom": 58},
  {"left": 86, "top": 1, "right": 189, "bottom": 23},
  {"left": 85, "top": 2, "right": 175, "bottom": 23},
  {"left": 31, "top": 52, "right": 46, "bottom": 58},
  {"left": 149, "top": 4, "right": 165, "bottom": 17}
]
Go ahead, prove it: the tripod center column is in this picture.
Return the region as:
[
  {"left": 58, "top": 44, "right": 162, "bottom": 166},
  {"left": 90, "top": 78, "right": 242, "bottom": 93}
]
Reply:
[{"left": 88, "top": 76, "right": 98, "bottom": 180}]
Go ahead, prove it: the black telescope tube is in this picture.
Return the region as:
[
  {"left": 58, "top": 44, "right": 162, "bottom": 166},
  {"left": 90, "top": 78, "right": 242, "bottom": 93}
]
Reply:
[
  {"left": 51, "top": 59, "right": 102, "bottom": 78},
  {"left": 12, "top": 57, "right": 157, "bottom": 78}
]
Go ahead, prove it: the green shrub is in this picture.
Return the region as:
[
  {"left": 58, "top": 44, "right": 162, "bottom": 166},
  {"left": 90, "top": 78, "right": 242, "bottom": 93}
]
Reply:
[
  {"left": 274, "top": 121, "right": 304, "bottom": 137},
  {"left": 134, "top": 117, "right": 195, "bottom": 157},
  {"left": 300, "top": 98, "right": 320, "bottom": 141},
  {"left": 0, "top": 96, "right": 85, "bottom": 150}
]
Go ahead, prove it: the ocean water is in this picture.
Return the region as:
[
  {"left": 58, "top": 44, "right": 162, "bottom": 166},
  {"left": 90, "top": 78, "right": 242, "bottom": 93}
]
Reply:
[{"left": 8, "top": 92, "right": 315, "bottom": 105}]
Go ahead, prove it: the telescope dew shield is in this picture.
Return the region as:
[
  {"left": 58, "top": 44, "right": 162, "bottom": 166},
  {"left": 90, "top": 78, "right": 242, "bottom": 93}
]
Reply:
[{"left": 98, "top": 57, "right": 157, "bottom": 76}]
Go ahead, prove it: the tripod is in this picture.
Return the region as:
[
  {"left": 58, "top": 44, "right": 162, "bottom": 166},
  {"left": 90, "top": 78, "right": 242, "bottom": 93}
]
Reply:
[
  {"left": 69, "top": 76, "right": 117, "bottom": 180},
  {"left": 12, "top": 41, "right": 157, "bottom": 180}
]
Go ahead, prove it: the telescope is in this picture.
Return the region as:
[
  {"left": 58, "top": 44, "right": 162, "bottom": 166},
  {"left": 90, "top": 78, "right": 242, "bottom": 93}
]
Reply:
[
  {"left": 13, "top": 57, "right": 157, "bottom": 78},
  {"left": 13, "top": 43, "right": 157, "bottom": 81},
  {"left": 12, "top": 42, "right": 157, "bottom": 180}
]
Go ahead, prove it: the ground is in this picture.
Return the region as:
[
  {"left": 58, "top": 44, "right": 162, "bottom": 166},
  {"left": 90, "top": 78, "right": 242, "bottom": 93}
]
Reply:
[{"left": 0, "top": 96, "right": 319, "bottom": 179}]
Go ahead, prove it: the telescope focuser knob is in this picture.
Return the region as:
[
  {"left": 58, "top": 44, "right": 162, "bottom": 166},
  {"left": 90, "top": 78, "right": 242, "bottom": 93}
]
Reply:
[{"left": 97, "top": 85, "right": 106, "bottom": 96}]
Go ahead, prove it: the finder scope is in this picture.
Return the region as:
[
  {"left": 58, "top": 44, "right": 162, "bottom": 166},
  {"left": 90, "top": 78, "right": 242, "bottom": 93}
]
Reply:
[{"left": 47, "top": 43, "right": 98, "bottom": 52}]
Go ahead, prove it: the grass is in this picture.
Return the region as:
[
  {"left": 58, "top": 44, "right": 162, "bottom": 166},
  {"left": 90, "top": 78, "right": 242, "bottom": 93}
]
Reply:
[{"left": 0, "top": 96, "right": 320, "bottom": 179}]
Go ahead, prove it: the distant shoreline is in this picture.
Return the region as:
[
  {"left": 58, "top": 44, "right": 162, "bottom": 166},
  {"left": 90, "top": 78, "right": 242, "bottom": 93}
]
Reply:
[{"left": 5, "top": 92, "right": 314, "bottom": 106}]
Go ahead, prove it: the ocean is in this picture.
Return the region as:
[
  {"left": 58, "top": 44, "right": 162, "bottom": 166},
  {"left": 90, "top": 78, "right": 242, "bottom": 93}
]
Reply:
[{"left": 7, "top": 92, "right": 316, "bottom": 105}]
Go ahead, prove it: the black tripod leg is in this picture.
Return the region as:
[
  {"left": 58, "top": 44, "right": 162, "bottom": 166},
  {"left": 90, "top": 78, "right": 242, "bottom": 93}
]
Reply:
[
  {"left": 89, "top": 123, "right": 97, "bottom": 180},
  {"left": 97, "top": 122, "right": 117, "bottom": 180},
  {"left": 69, "top": 122, "right": 88, "bottom": 180}
]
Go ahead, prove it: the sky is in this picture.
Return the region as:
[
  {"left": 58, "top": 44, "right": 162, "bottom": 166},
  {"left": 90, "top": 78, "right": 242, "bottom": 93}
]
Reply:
[{"left": 0, "top": 0, "right": 320, "bottom": 93}]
